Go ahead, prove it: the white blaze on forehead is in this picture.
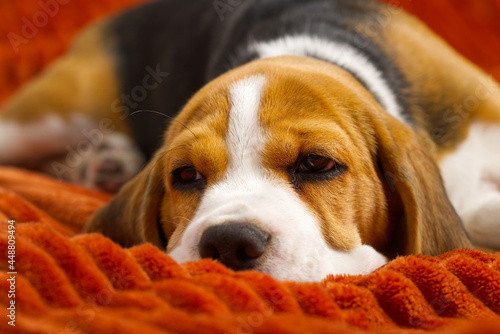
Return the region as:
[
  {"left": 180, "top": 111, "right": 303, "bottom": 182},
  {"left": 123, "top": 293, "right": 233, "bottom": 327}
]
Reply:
[
  {"left": 168, "top": 75, "right": 387, "bottom": 281},
  {"left": 226, "top": 75, "right": 267, "bottom": 176}
]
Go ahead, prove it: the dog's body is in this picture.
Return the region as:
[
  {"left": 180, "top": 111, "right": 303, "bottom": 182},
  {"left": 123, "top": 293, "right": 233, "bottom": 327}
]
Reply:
[{"left": 1, "top": 0, "right": 500, "bottom": 281}]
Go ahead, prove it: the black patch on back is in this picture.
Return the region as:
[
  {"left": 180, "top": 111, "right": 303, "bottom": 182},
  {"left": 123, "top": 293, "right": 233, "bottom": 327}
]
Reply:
[
  {"left": 207, "top": 0, "right": 411, "bottom": 123},
  {"left": 106, "top": 0, "right": 222, "bottom": 158},
  {"left": 106, "top": 0, "right": 412, "bottom": 158}
]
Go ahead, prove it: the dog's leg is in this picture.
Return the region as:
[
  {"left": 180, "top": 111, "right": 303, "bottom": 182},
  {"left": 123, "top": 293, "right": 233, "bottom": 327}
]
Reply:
[
  {"left": 379, "top": 9, "right": 500, "bottom": 251},
  {"left": 0, "top": 22, "right": 144, "bottom": 191},
  {"left": 440, "top": 122, "right": 500, "bottom": 250}
]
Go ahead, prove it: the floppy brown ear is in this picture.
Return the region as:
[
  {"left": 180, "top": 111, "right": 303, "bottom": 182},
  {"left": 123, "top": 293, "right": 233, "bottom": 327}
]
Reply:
[
  {"left": 373, "top": 114, "right": 471, "bottom": 256},
  {"left": 84, "top": 154, "right": 168, "bottom": 249}
]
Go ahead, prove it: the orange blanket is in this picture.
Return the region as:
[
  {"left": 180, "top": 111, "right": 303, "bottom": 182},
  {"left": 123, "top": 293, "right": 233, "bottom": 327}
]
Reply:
[
  {"left": 0, "top": 167, "right": 500, "bottom": 333},
  {"left": 1, "top": 0, "right": 500, "bottom": 333}
]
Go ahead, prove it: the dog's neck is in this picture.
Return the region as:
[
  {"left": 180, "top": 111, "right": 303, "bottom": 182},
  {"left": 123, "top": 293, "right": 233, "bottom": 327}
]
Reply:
[
  {"left": 204, "top": 1, "right": 411, "bottom": 126},
  {"left": 245, "top": 35, "right": 405, "bottom": 125}
]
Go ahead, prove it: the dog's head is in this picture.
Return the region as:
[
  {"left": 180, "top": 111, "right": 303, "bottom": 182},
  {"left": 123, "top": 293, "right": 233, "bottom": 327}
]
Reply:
[{"left": 86, "top": 56, "right": 470, "bottom": 281}]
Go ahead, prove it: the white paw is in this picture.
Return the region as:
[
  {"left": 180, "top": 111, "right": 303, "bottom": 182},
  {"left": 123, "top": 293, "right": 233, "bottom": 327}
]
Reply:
[
  {"left": 462, "top": 192, "right": 500, "bottom": 250},
  {"left": 349, "top": 245, "right": 388, "bottom": 274},
  {"left": 46, "top": 132, "right": 145, "bottom": 193}
]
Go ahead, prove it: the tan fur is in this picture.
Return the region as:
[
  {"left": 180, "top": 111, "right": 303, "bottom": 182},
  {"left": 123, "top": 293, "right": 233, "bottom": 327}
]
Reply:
[
  {"left": 0, "top": 21, "right": 127, "bottom": 134},
  {"left": 161, "top": 83, "right": 231, "bottom": 252},
  {"left": 87, "top": 80, "right": 233, "bottom": 250},
  {"left": 373, "top": 7, "right": 500, "bottom": 157},
  {"left": 84, "top": 152, "right": 166, "bottom": 247},
  {"left": 258, "top": 61, "right": 388, "bottom": 251}
]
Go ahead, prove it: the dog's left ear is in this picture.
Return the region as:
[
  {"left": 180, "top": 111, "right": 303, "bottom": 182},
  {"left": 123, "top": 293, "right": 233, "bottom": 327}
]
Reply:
[
  {"left": 371, "top": 112, "right": 471, "bottom": 256},
  {"left": 84, "top": 153, "right": 168, "bottom": 248}
]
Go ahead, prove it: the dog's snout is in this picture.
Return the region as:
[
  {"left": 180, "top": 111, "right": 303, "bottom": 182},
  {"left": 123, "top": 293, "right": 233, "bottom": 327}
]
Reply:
[{"left": 198, "top": 223, "right": 271, "bottom": 271}]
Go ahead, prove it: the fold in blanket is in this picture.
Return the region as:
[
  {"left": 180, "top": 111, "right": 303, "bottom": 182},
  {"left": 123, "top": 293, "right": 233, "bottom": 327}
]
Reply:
[{"left": 0, "top": 167, "right": 499, "bottom": 333}]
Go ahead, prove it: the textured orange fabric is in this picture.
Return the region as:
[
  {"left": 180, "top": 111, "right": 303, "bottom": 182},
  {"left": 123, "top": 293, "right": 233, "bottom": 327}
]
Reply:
[
  {"left": 0, "top": 167, "right": 500, "bottom": 333},
  {"left": 0, "top": 0, "right": 147, "bottom": 104}
]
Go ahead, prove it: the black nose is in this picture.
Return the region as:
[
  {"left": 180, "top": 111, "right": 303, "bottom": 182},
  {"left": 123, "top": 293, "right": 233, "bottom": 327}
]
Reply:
[{"left": 199, "top": 223, "right": 271, "bottom": 271}]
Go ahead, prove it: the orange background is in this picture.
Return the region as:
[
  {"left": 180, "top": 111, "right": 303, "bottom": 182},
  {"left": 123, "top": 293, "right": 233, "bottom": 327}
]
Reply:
[{"left": 0, "top": 0, "right": 499, "bottom": 105}]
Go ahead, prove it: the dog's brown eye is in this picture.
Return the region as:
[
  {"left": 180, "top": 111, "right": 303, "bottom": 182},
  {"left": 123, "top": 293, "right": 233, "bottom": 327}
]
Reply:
[
  {"left": 292, "top": 154, "right": 346, "bottom": 186},
  {"left": 298, "top": 155, "right": 336, "bottom": 173},
  {"left": 175, "top": 167, "right": 203, "bottom": 182},
  {"left": 172, "top": 167, "right": 205, "bottom": 192}
]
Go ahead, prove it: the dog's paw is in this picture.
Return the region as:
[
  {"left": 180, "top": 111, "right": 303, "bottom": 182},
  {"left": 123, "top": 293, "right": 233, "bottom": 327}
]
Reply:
[
  {"left": 81, "top": 133, "right": 145, "bottom": 193},
  {"left": 43, "top": 132, "right": 145, "bottom": 193},
  {"left": 462, "top": 192, "right": 500, "bottom": 250}
]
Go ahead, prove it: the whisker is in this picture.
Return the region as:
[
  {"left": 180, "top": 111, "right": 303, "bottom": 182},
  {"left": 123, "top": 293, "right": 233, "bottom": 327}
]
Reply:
[
  {"left": 173, "top": 216, "right": 194, "bottom": 224},
  {"left": 164, "top": 220, "right": 182, "bottom": 228},
  {"left": 163, "top": 216, "right": 194, "bottom": 229}
]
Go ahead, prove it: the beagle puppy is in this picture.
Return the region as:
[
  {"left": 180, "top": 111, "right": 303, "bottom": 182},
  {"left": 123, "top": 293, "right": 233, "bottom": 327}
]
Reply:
[{"left": 1, "top": 0, "right": 499, "bottom": 281}]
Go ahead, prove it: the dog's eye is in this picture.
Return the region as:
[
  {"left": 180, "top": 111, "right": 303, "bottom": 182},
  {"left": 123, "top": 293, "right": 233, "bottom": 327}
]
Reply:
[
  {"left": 292, "top": 154, "right": 346, "bottom": 185},
  {"left": 298, "top": 155, "right": 336, "bottom": 173},
  {"left": 172, "top": 167, "right": 204, "bottom": 189},
  {"left": 174, "top": 167, "right": 203, "bottom": 182}
]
